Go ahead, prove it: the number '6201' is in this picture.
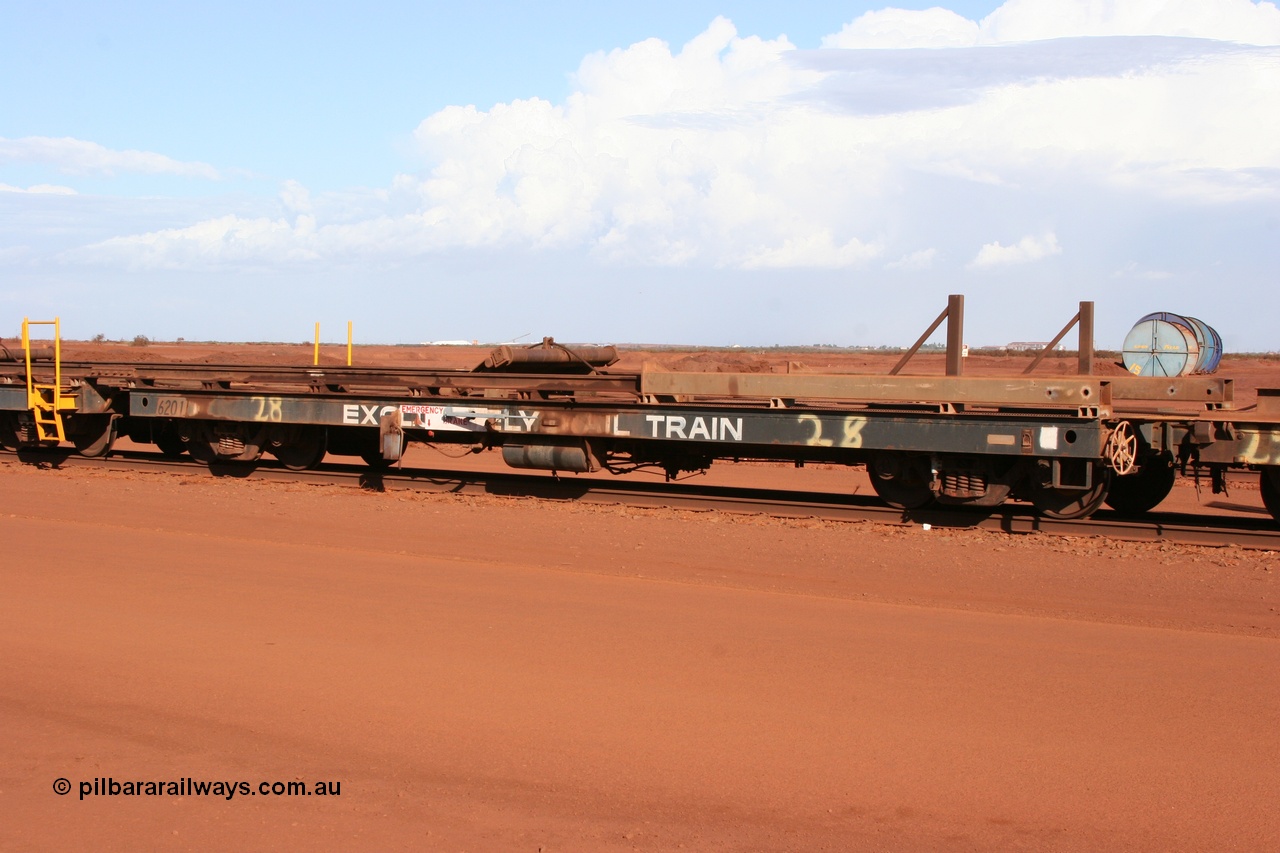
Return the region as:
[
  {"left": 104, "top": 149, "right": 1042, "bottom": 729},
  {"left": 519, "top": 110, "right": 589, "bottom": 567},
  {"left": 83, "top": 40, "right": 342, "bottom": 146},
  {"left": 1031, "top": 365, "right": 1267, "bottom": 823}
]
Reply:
[{"left": 155, "top": 398, "right": 188, "bottom": 417}]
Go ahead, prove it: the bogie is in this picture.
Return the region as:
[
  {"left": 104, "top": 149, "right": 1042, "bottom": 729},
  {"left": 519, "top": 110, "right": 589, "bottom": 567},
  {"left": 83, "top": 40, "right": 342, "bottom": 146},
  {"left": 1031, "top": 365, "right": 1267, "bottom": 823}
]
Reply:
[{"left": 179, "top": 422, "right": 265, "bottom": 464}]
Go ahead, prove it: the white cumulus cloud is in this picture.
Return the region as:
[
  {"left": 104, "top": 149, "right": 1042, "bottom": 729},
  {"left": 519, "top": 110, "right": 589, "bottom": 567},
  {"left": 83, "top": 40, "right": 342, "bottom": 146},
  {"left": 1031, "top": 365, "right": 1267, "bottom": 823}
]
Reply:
[
  {"left": 74, "top": 215, "right": 319, "bottom": 270},
  {"left": 886, "top": 248, "right": 938, "bottom": 271},
  {"left": 0, "top": 136, "right": 221, "bottom": 179},
  {"left": 1111, "top": 261, "right": 1173, "bottom": 280},
  {"left": 0, "top": 182, "right": 77, "bottom": 195},
  {"left": 984, "top": 0, "right": 1280, "bottom": 45},
  {"left": 822, "top": 8, "right": 982, "bottom": 49},
  {"left": 63, "top": 0, "right": 1280, "bottom": 277},
  {"left": 742, "top": 232, "right": 882, "bottom": 269},
  {"left": 405, "top": 17, "right": 858, "bottom": 268},
  {"left": 968, "top": 232, "right": 1062, "bottom": 269},
  {"left": 825, "top": 0, "right": 1280, "bottom": 48}
]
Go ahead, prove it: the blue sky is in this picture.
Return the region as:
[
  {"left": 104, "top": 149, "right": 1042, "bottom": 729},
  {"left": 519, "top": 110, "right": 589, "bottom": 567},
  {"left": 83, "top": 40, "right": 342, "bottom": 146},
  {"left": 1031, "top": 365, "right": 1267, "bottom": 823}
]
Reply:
[
  {"left": 2, "top": 1, "right": 1002, "bottom": 193},
  {"left": 3, "top": 1, "right": 1279, "bottom": 350}
]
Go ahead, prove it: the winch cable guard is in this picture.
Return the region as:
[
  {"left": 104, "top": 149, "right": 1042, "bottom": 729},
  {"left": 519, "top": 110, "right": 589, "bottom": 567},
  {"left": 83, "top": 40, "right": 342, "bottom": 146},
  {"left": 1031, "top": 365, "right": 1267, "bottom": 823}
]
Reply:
[{"left": 475, "top": 337, "right": 619, "bottom": 374}]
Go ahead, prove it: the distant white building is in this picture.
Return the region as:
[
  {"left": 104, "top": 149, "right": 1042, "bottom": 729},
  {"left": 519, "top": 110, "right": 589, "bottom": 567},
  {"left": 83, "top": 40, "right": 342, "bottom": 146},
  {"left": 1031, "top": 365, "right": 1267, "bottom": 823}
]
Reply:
[{"left": 1004, "top": 341, "right": 1063, "bottom": 352}]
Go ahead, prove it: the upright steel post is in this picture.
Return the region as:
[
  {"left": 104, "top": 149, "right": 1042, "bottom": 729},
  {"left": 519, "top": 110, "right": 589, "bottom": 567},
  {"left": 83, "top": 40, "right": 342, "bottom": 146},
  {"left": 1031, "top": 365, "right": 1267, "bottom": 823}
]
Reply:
[
  {"left": 945, "top": 294, "right": 964, "bottom": 376},
  {"left": 1078, "top": 301, "right": 1094, "bottom": 375}
]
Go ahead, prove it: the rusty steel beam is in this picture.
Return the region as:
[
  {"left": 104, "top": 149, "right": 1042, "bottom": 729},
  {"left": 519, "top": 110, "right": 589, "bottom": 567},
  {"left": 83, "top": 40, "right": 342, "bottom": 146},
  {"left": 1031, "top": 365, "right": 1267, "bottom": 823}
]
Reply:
[
  {"left": 640, "top": 371, "right": 1106, "bottom": 409},
  {"left": 1023, "top": 310, "right": 1080, "bottom": 375},
  {"left": 890, "top": 294, "right": 964, "bottom": 376},
  {"left": 889, "top": 302, "right": 951, "bottom": 376},
  {"left": 0, "top": 345, "right": 54, "bottom": 362},
  {"left": 0, "top": 362, "right": 644, "bottom": 397},
  {"left": 1257, "top": 389, "right": 1280, "bottom": 419},
  {"left": 1106, "top": 377, "right": 1233, "bottom": 406},
  {"left": 3, "top": 360, "right": 639, "bottom": 383},
  {"left": 1022, "top": 302, "right": 1096, "bottom": 376}
]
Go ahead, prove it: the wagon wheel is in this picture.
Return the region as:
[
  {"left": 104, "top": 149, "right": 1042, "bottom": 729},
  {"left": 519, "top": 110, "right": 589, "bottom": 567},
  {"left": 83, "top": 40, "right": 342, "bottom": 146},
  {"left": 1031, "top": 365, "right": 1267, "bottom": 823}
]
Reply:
[
  {"left": 361, "top": 433, "right": 404, "bottom": 469},
  {"left": 153, "top": 425, "right": 188, "bottom": 457},
  {"left": 271, "top": 426, "right": 327, "bottom": 471},
  {"left": 71, "top": 414, "right": 118, "bottom": 458},
  {"left": 1262, "top": 469, "right": 1280, "bottom": 524},
  {"left": 867, "top": 452, "right": 933, "bottom": 510},
  {"left": 1026, "top": 461, "right": 1111, "bottom": 520},
  {"left": 0, "top": 413, "right": 21, "bottom": 450},
  {"left": 1104, "top": 457, "right": 1176, "bottom": 515},
  {"left": 1104, "top": 421, "right": 1138, "bottom": 476}
]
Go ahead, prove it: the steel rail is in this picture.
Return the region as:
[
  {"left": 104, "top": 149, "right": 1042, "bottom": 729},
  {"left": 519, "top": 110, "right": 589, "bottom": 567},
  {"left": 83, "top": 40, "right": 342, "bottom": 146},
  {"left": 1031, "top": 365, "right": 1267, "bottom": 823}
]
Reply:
[
  {"left": 0, "top": 361, "right": 1239, "bottom": 411},
  {"left": 4, "top": 448, "right": 1277, "bottom": 550},
  {"left": 0, "top": 361, "right": 646, "bottom": 397},
  {"left": 0, "top": 360, "right": 640, "bottom": 382}
]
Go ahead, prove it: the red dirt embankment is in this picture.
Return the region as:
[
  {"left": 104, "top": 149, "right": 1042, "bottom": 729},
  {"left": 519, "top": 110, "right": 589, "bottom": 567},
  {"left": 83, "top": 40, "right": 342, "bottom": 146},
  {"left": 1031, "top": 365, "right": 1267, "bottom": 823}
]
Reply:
[
  {"left": 2, "top": 459, "right": 1278, "bottom": 852},
  {"left": 3, "top": 339, "right": 1277, "bottom": 850}
]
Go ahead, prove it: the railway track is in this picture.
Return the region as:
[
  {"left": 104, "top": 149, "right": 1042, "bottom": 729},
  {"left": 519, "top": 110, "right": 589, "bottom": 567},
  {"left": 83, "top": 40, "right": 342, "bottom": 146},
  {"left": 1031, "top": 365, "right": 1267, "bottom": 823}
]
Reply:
[{"left": 5, "top": 447, "right": 1278, "bottom": 551}]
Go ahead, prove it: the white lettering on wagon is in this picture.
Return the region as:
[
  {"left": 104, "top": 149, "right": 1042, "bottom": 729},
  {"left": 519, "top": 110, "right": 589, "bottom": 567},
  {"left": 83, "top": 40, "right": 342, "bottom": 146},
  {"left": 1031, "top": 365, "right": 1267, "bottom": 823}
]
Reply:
[
  {"left": 798, "top": 414, "right": 866, "bottom": 448},
  {"left": 398, "top": 404, "right": 493, "bottom": 432},
  {"left": 485, "top": 410, "right": 538, "bottom": 432},
  {"left": 1237, "top": 429, "right": 1280, "bottom": 465},
  {"left": 645, "top": 415, "right": 743, "bottom": 441},
  {"left": 400, "top": 404, "right": 446, "bottom": 429},
  {"left": 343, "top": 404, "right": 397, "bottom": 425},
  {"left": 154, "top": 397, "right": 189, "bottom": 418}
]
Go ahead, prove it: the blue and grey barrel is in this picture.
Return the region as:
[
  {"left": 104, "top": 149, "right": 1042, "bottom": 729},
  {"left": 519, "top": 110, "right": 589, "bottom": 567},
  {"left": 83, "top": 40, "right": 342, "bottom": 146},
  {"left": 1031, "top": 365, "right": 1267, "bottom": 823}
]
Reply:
[
  {"left": 1187, "top": 317, "right": 1223, "bottom": 373},
  {"left": 1122, "top": 313, "right": 1222, "bottom": 376}
]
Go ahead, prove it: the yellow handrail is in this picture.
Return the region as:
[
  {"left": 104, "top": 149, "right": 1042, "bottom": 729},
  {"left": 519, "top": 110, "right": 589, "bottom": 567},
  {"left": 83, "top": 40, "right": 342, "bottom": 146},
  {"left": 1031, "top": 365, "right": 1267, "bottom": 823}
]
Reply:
[{"left": 21, "top": 317, "right": 70, "bottom": 442}]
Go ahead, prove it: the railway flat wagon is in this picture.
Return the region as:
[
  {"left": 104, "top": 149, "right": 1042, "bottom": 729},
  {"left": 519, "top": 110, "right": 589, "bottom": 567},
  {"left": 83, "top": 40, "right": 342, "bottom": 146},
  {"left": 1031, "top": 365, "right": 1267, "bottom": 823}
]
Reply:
[{"left": 3, "top": 308, "right": 1279, "bottom": 525}]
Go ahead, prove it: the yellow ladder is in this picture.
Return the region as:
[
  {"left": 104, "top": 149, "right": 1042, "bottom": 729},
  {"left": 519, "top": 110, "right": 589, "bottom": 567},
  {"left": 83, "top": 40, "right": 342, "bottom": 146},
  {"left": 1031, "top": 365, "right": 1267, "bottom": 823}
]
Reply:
[{"left": 22, "top": 317, "right": 73, "bottom": 442}]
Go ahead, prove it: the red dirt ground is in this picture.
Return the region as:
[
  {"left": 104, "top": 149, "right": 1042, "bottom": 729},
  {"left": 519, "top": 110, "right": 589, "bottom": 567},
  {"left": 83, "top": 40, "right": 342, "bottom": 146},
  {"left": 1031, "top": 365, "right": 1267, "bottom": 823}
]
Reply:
[
  {"left": 3, "top": 465, "right": 1279, "bottom": 851},
  {"left": 2, "top": 343, "right": 1279, "bottom": 851}
]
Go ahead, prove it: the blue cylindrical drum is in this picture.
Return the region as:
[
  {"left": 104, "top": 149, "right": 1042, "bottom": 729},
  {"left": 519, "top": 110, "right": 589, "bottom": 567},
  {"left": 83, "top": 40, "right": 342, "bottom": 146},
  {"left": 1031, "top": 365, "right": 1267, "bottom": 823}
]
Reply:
[
  {"left": 1126, "top": 313, "right": 1222, "bottom": 375},
  {"left": 1123, "top": 318, "right": 1199, "bottom": 376}
]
